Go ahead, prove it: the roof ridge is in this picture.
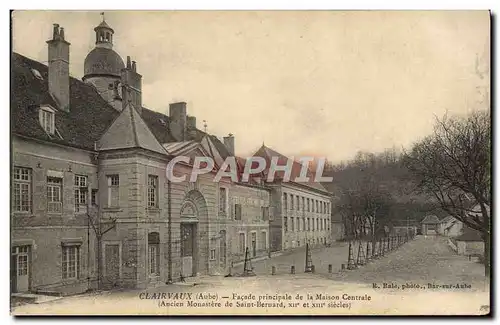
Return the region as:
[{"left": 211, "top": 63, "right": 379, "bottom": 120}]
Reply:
[{"left": 129, "top": 103, "right": 140, "bottom": 147}]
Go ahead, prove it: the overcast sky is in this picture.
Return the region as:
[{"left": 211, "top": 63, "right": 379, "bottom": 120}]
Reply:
[{"left": 12, "top": 10, "right": 490, "bottom": 162}]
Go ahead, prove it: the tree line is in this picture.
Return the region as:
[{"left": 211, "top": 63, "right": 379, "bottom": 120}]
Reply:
[{"left": 322, "top": 109, "right": 491, "bottom": 276}]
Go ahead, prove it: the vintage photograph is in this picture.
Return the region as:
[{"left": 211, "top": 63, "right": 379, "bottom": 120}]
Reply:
[{"left": 10, "top": 10, "right": 490, "bottom": 315}]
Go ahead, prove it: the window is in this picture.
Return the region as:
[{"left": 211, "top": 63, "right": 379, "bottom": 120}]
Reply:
[
  {"left": 239, "top": 233, "right": 246, "bottom": 255},
  {"left": 47, "top": 177, "right": 62, "bottom": 213},
  {"left": 251, "top": 232, "right": 257, "bottom": 257},
  {"left": 260, "top": 231, "right": 267, "bottom": 250},
  {"left": 284, "top": 217, "right": 288, "bottom": 232},
  {"left": 290, "top": 194, "right": 294, "bottom": 210},
  {"left": 307, "top": 218, "right": 310, "bottom": 231},
  {"left": 316, "top": 201, "right": 319, "bottom": 213},
  {"left": 296, "top": 196, "right": 300, "bottom": 211},
  {"left": 307, "top": 198, "right": 310, "bottom": 212},
  {"left": 302, "top": 218, "right": 306, "bottom": 231},
  {"left": 302, "top": 197, "right": 305, "bottom": 211},
  {"left": 91, "top": 189, "right": 98, "bottom": 206},
  {"left": 147, "top": 175, "right": 158, "bottom": 208},
  {"left": 283, "top": 193, "right": 287, "bottom": 210},
  {"left": 291, "top": 217, "right": 294, "bottom": 232},
  {"left": 107, "top": 175, "right": 119, "bottom": 207},
  {"left": 62, "top": 245, "right": 80, "bottom": 279},
  {"left": 234, "top": 204, "right": 242, "bottom": 220},
  {"left": 148, "top": 232, "right": 160, "bottom": 276},
  {"left": 74, "top": 175, "right": 88, "bottom": 213},
  {"left": 31, "top": 68, "right": 43, "bottom": 80},
  {"left": 261, "top": 206, "right": 269, "bottom": 221},
  {"left": 312, "top": 218, "right": 315, "bottom": 231},
  {"left": 317, "top": 218, "right": 319, "bottom": 231},
  {"left": 13, "top": 167, "right": 32, "bottom": 212},
  {"left": 297, "top": 240, "right": 300, "bottom": 247},
  {"left": 39, "top": 107, "right": 55, "bottom": 135},
  {"left": 149, "top": 245, "right": 159, "bottom": 274},
  {"left": 219, "top": 187, "right": 227, "bottom": 215},
  {"left": 210, "top": 249, "right": 216, "bottom": 261}
]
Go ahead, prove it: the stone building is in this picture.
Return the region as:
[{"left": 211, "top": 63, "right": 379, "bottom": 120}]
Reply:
[
  {"left": 252, "top": 145, "right": 332, "bottom": 252},
  {"left": 11, "top": 17, "right": 333, "bottom": 294},
  {"left": 420, "top": 215, "right": 440, "bottom": 235},
  {"left": 11, "top": 19, "right": 243, "bottom": 294}
]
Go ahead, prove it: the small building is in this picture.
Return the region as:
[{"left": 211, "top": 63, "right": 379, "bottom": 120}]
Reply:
[
  {"left": 455, "top": 227, "right": 484, "bottom": 256},
  {"left": 438, "top": 216, "right": 463, "bottom": 237},
  {"left": 421, "top": 215, "right": 440, "bottom": 235}
]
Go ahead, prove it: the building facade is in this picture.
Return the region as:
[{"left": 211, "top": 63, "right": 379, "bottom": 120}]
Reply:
[
  {"left": 11, "top": 17, "right": 333, "bottom": 295},
  {"left": 251, "top": 145, "right": 333, "bottom": 252}
]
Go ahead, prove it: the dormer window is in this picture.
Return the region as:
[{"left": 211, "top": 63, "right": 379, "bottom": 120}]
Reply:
[
  {"left": 31, "top": 68, "right": 43, "bottom": 80},
  {"left": 39, "top": 106, "right": 56, "bottom": 135}
]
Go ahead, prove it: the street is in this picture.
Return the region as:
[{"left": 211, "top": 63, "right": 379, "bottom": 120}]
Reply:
[{"left": 12, "top": 236, "right": 489, "bottom": 315}]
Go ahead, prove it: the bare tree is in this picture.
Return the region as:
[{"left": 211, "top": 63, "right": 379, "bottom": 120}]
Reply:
[{"left": 403, "top": 110, "right": 491, "bottom": 276}]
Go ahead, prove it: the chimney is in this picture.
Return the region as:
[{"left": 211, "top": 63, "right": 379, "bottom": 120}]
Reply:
[
  {"left": 46, "top": 23, "right": 70, "bottom": 112},
  {"left": 121, "top": 55, "right": 142, "bottom": 114},
  {"left": 169, "top": 102, "right": 187, "bottom": 142},
  {"left": 187, "top": 115, "right": 196, "bottom": 129},
  {"left": 223, "top": 133, "right": 235, "bottom": 156}
]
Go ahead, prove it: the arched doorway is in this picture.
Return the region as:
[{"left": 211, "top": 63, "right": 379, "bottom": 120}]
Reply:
[{"left": 179, "top": 190, "right": 208, "bottom": 277}]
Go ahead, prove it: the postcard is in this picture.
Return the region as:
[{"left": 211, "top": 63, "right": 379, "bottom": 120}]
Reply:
[{"left": 10, "top": 10, "right": 491, "bottom": 316}]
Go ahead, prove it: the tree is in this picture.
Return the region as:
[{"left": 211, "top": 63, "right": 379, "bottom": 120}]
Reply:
[
  {"left": 403, "top": 110, "right": 491, "bottom": 276},
  {"left": 335, "top": 156, "right": 394, "bottom": 243}
]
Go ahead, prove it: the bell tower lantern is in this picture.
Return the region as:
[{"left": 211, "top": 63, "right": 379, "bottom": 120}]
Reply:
[{"left": 94, "top": 13, "right": 114, "bottom": 50}]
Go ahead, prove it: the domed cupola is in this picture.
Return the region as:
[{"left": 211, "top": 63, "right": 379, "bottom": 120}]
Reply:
[
  {"left": 83, "top": 14, "right": 125, "bottom": 80},
  {"left": 83, "top": 13, "right": 125, "bottom": 111}
]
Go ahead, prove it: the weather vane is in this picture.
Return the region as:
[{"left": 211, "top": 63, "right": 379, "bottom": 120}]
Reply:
[{"left": 100, "top": 12, "right": 105, "bottom": 22}]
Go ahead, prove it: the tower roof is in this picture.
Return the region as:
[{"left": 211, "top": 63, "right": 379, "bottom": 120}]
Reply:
[
  {"left": 83, "top": 47, "right": 125, "bottom": 78},
  {"left": 97, "top": 102, "right": 168, "bottom": 155},
  {"left": 94, "top": 20, "right": 114, "bottom": 33}
]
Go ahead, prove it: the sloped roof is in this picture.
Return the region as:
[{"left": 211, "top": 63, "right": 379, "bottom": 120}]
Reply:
[
  {"left": 11, "top": 52, "right": 120, "bottom": 150},
  {"left": 421, "top": 215, "right": 440, "bottom": 224},
  {"left": 95, "top": 20, "right": 114, "bottom": 31},
  {"left": 12, "top": 52, "right": 231, "bottom": 157},
  {"left": 253, "top": 144, "right": 328, "bottom": 194},
  {"left": 163, "top": 141, "right": 199, "bottom": 156},
  {"left": 97, "top": 102, "right": 167, "bottom": 154},
  {"left": 455, "top": 226, "right": 483, "bottom": 242},
  {"left": 440, "top": 216, "right": 457, "bottom": 224}
]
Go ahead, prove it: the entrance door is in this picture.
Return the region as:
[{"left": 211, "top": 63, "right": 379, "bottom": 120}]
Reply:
[
  {"left": 12, "top": 246, "right": 30, "bottom": 292},
  {"left": 104, "top": 244, "right": 120, "bottom": 287},
  {"left": 181, "top": 223, "right": 195, "bottom": 277},
  {"left": 251, "top": 232, "right": 257, "bottom": 257}
]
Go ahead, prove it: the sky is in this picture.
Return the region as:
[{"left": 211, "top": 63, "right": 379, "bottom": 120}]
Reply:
[{"left": 11, "top": 10, "right": 490, "bottom": 163}]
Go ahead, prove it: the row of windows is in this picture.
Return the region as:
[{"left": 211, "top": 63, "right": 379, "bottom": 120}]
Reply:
[
  {"left": 238, "top": 231, "right": 268, "bottom": 256},
  {"left": 13, "top": 167, "right": 98, "bottom": 214},
  {"left": 282, "top": 192, "right": 330, "bottom": 215},
  {"left": 12, "top": 168, "right": 160, "bottom": 213},
  {"left": 12, "top": 244, "right": 80, "bottom": 280},
  {"left": 284, "top": 237, "right": 328, "bottom": 250},
  {"left": 283, "top": 216, "right": 330, "bottom": 232},
  {"left": 234, "top": 204, "right": 269, "bottom": 221}
]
